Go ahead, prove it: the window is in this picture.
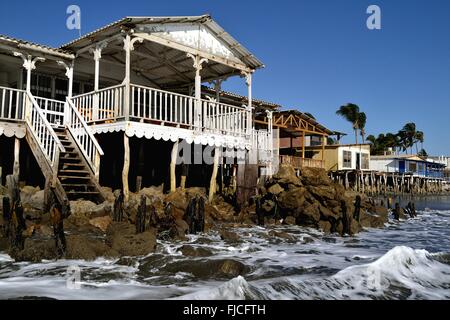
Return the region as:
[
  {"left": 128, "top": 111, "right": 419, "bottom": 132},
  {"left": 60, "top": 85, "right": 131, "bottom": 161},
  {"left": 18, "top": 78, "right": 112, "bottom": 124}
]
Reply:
[
  {"left": 361, "top": 153, "right": 369, "bottom": 170},
  {"left": 409, "top": 162, "right": 417, "bottom": 173},
  {"left": 343, "top": 150, "right": 352, "bottom": 168}
]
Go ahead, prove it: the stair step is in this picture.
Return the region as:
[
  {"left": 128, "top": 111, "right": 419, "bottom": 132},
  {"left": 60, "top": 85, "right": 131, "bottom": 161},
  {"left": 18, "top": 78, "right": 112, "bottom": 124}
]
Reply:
[
  {"left": 59, "top": 175, "right": 91, "bottom": 180},
  {"left": 59, "top": 169, "right": 90, "bottom": 174},
  {"left": 66, "top": 191, "right": 100, "bottom": 195},
  {"left": 61, "top": 163, "right": 85, "bottom": 168}
]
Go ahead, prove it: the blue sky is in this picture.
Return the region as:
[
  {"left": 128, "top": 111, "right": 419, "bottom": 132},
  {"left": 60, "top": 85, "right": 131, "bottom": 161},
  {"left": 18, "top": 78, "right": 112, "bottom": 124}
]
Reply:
[{"left": 1, "top": 0, "right": 449, "bottom": 155}]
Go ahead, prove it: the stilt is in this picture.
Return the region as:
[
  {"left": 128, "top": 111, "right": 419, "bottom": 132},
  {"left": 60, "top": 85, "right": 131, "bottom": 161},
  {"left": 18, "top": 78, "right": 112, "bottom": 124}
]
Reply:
[
  {"left": 136, "top": 176, "right": 142, "bottom": 193},
  {"left": 170, "top": 140, "right": 179, "bottom": 193},
  {"left": 122, "top": 134, "right": 130, "bottom": 202},
  {"left": 13, "top": 138, "right": 20, "bottom": 178},
  {"left": 209, "top": 147, "right": 220, "bottom": 202},
  {"left": 180, "top": 164, "right": 188, "bottom": 191}
]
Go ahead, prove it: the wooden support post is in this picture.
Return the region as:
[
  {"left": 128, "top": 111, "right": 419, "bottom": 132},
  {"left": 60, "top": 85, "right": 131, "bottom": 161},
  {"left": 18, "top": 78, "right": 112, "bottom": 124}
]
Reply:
[
  {"left": 321, "top": 135, "right": 325, "bottom": 162},
  {"left": 122, "top": 133, "right": 130, "bottom": 202},
  {"left": 302, "top": 131, "right": 306, "bottom": 159},
  {"left": 209, "top": 147, "right": 220, "bottom": 202},
  {"left": 170, "top": 140, "right": 179, "bottom": 193},
  {"left": 13, "top": 138, "right": 20, "bottom": 179},
  {"left": 180, "top": 164, "right": 188, "bottom": 191}
]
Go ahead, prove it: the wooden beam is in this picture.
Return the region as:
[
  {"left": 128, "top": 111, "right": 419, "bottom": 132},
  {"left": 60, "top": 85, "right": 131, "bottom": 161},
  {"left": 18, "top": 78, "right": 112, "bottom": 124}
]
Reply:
[
  {"left": 122, "top": 133, "right": 130, "bottom": 202},
  {"left": 170, "top": 140, "right": 179, "bottom": 193},
  {"left": 209, "top": 147, "right": 220, "bottom": 202},
  {"left": 133, "top": 33, "right": 253, "bottom": 73}
]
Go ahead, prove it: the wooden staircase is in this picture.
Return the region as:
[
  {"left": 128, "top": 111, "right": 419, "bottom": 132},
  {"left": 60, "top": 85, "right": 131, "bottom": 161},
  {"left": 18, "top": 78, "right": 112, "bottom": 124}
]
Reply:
[{"left": 54, "top": 127, "right": 104, "bottom": 202}]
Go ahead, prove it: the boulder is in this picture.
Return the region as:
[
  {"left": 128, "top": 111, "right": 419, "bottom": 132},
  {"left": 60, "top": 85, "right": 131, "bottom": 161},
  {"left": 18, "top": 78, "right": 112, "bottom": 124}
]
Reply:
[
  {"left": 300, "top": 167, "right": 332, "bottom": 186},
  {"left": 307, "top": 185, "right": 336, "bottom": 202},
  {"left": 106, "top": 222, "right": 157, "bottom": 257},
  {"left": 295, "top": 202, "right": 321, "bottom": 225},
  {"left": 268, "top": 230, "right": 296, "bottom": 242},
  {"left": 318, "top": 220, "right": 332, "bottom": 234},
  {"left": 272, "top": 164, "right": 301, "bottom": 186},
  {"left": 89, "top": 215, "right": 112, "bottom": 232},
  {"left": 267, "top": 184, "right": 284, "bottom": 196},
  {"left": 277, "top": 188, "right": 306, "bottom": 212},
  {"left": 27, "top": 190, "right": 45, "bottom": 211},
  {"left": 219, "top": 229, "right": 240, "bottom": 243},
  {"left": 100, "top": 187, "right": 115, "bottom": 203},
  {"left": 70, "top": 200, "right": 97, "bottom": 218},
  {"left": 179, "top": 245, "right": 213, "bottom": 257},
  {"left": 284, "top": 216, "right": 296, "bottom": 225},
  {"left": 162, "top": 259, "right": 249, "bottom": 279}
]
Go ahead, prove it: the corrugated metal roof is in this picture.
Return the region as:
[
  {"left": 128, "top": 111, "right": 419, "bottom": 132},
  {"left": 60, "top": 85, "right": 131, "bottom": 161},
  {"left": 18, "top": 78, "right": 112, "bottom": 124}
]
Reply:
[
  {"left": 0, "top": 34, "right": 73, "bottom": 57},
  {"left": 60, "top": 15, "right": 264, "bottom": 70}
]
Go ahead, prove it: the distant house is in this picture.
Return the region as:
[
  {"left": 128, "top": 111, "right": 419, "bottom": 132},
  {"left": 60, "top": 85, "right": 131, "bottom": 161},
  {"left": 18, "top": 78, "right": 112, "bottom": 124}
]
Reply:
[
  {"left": 306, "top": 143, "right": 371, "bottom": 172},
  {"left": 370, "top": 155, "right": 446, "bottom": 179}
]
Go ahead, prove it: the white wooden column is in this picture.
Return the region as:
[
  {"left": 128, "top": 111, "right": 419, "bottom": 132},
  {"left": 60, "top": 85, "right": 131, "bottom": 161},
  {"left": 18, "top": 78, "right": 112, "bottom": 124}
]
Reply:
[
  {"left": 90, "top": 42, "right": 107, "bottom": 121},
  {"left": 57, "top": 61, "right": 74, "bottom": 124},
  {"left": 123, "top": 35, "right": 143, "bottom": 121},
  {"left": 242, "top": 71, "right": 253, "bottom": 136},
  {"left": 187, "top": 54, "right": 208, "bottom": 130},
  {"left": 13, "top": 52, "right": 45, "bottom": 121},
  {"left": 13, "top": 138, "right": 20, "bottom": 178}
]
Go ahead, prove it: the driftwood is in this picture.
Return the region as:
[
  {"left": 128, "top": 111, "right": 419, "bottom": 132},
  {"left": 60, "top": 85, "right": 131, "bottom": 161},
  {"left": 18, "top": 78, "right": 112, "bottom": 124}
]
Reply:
[
  {"left": 353, "top": 195, "right": 361, "bottom": 222},
  {"left": 113, "top": 190, "right": 125, "bottom": 222},
  {"left": 136, "top": 195, "right": 156, "bottom": 234},
  {"left": 50, "top": 190, "right": 70, "bottom": 257},
  {"left": 341, "top": 200, "right": 352, "bottom": 236},
  {"left": 184, "top": 196, "right": 205, "bottom": 234}
]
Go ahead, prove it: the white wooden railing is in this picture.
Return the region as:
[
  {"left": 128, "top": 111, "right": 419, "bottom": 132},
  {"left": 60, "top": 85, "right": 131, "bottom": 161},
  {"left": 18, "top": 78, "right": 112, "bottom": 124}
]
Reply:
[
  {"left": 72, "top": 84, "right": 125, "bottom": 122},
  {"left": 131, "top": 84, "right": 195, "bottom": 127},
  {"left": 66, "top": 98, "right": 104, "bottom": 177},
  {"left": 26, "top": 92, "right": 65, "bottom": 168},
  {"left": 252, "top": 129, "right": 271, "bottom": 151},
  {"left": 34, "top": 96, "right": 65, "bottom": 126},
  {"left": 201, "top": 99, "right": 249, "bottom": 136},
  {"left": 0, "top": 86, "right": 26, "bottom": 121}
]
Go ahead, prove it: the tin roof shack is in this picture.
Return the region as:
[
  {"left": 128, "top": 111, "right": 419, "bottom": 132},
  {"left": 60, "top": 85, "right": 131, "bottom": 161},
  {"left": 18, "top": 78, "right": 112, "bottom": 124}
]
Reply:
[
  {"left": 305, "top": 143, "right": 371, "bottom": 172},
  {"left": 255, "top": 109, "right": 336, "bottom": 170},
  {"left": 370, "top": 155, "right": 446, "bottom": 179}
]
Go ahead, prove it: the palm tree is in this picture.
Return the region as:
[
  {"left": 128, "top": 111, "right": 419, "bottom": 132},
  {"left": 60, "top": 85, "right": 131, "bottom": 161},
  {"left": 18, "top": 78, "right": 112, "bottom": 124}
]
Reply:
[
  {"left": 358, "top": 112, "right": 367, "bottom": 143},
  {"left": 415, "top": 131, "right": 424, "bottom": 154},
  {"left": 398, "top": 123, "right": 417, "bottom": 154},
  {"left": 336, "top": 103, "right": 362, "bottom": 144}
]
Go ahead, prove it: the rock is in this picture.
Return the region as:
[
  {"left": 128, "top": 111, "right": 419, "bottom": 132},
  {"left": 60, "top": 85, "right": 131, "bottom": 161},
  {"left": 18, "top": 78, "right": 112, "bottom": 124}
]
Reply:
[
  {"left": 65, "top": 235, "right": 112, "bottom": 260},
  {"left": 284, "top": 216, "right": 296, "bottom": 225},
  {"left": 163, "top": 259, "right": 249, "bottom": 279},
  {"left": 27, "top": 190, "right": 45, "bottom": 210},
  {"left": 89, "top": 215, "right": 112, "bottom": 232},
  {"left": 272, "top": 164, "right": 301, "bottom": 186},
  {"left": 268, "top": 230, "right": 296, "bottom": 242},
  {"left": 90, "top": 202, "right": 112, "bottom": 218},
  {"left": 100, "top": 187, "right": 115, "bottom": 203},
  {"left": 267, "top": 184, "right": 284, "bottom": 196},
  {"left": 277, "top": 188, "right": 306, "bottom": 212},
  {"left": 179, "top": 245, "right": 213, "bottom": 257},
  {"left": 35, "top": 224, "right": 53, "bottom": 237},
  {"left": 360, "top": 211, "right": 387, "bottom": 229},
  {"left": 300, "top": 167, "right": 332, "bottom": 186},
  {"left": 70, "top": 200, "right": 97, "bottom": 218},
  {"left": 165, "top": 190, "right": 188, "bottom": 211},
  {"left": 106, "top": 222, "right": 157, "bottom": 257},
  {"left": 219, "top": 229, "right": 240, "bottom": 243},
  {"left": 319, "top": 204, "right": 338, "bottom": 219},
  {"left": 11, "top": 238, "right": 57, "bottom": 262},
  {"left": 295, "top": 202, "right": 321, "bottom": 225},
  {"left": 318, "top": 221, "right": 332, "bottom": 234},
  {"left": 20, "top": 186, "right": 40, "bottom": 205},
  {"left": 307, "top": 185, "right": 336, "bottom": 202}
]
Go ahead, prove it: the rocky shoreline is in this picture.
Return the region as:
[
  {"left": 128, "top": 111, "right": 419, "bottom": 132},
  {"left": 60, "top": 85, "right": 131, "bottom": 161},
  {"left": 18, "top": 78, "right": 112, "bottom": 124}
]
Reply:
[{"left": 0, "top": 165, "right": 409, "bottom": 262}]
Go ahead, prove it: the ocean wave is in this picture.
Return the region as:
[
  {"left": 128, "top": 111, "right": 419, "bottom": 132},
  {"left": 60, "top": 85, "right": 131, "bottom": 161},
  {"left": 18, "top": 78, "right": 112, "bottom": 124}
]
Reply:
[{"left": 179, "top": 246, "right": 450, "bottom": 300}]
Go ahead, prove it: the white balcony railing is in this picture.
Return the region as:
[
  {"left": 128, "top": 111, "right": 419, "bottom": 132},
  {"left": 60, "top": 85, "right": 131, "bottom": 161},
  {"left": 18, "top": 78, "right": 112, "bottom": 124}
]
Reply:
[
  {"left": 34, "top": 96, "right": 65, "bottom": 127},
  {"left": 0, "top": 86, "right": 26, "bottom": 121}
]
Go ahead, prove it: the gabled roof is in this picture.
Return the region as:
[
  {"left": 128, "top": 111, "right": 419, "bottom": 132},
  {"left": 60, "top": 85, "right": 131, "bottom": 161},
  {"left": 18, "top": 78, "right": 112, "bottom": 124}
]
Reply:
[
  {"left": 60, "top": 15, "right": 264, "bottom": 70},
  {"left": 272, "top": 109, "right": 334, "bottom": 135},
  {"left": 0, "top": 34, "right": 74, "bottom": 59}
]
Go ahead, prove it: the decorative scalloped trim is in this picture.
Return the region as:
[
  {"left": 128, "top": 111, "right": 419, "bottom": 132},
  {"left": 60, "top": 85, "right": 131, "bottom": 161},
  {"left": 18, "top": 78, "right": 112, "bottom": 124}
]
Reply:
[
  {"left": 90, "top": 122, "right": 250, "bottom": 150},
  {"left": 0, "top": 124, "right": 26, "bottom": 139}
]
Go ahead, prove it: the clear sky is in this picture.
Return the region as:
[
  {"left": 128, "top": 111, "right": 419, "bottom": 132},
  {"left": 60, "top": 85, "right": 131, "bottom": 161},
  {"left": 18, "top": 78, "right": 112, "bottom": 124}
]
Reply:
[{"left": 1, "top": 0, "right": 449, "bottom": 155}]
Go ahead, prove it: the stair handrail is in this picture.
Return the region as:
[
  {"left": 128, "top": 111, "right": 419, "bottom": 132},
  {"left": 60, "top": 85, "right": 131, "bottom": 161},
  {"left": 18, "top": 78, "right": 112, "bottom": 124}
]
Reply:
[
  {"left": 25, "top": 91, "right": 65, "bottom": 167},
  {"left": 66, "top": 97, "right": 104, "bottom": 177}
]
